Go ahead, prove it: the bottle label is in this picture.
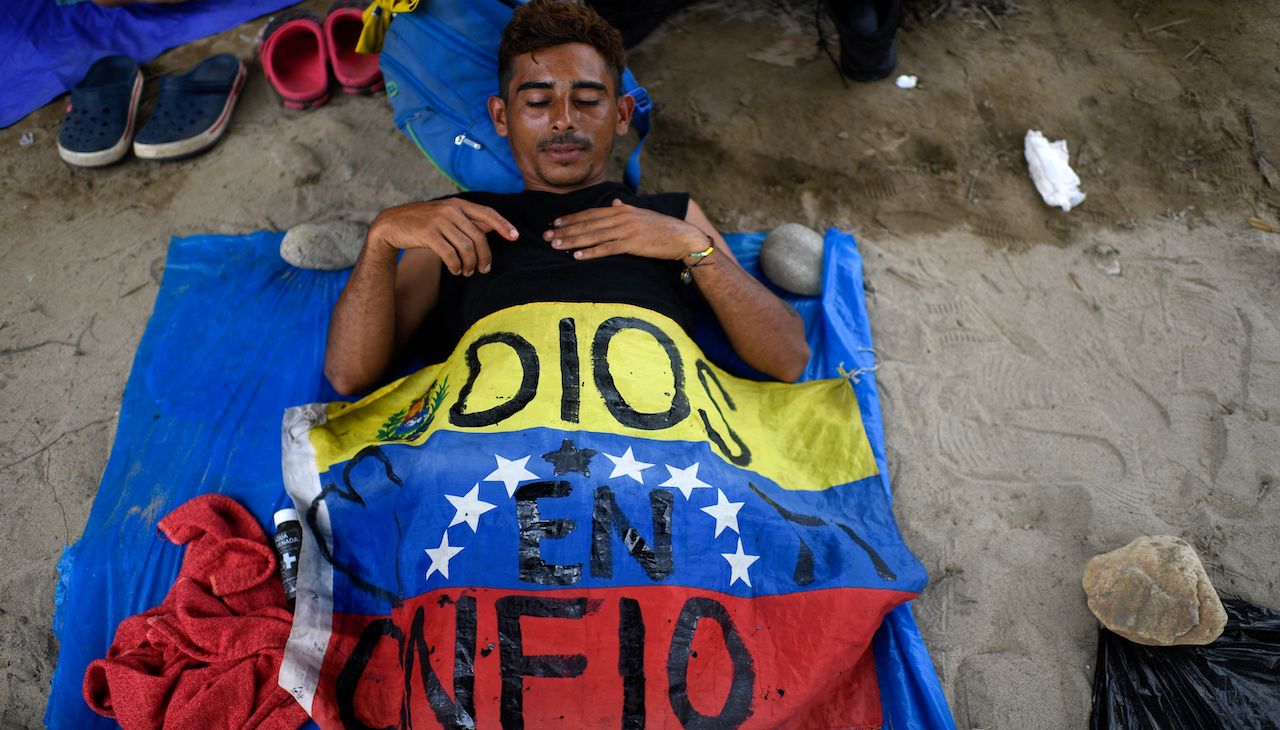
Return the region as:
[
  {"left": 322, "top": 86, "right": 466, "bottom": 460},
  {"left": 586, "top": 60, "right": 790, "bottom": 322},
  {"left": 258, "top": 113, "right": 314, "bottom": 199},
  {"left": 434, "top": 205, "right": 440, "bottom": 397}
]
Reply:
[{"left": 273, "top": 523, "right": 302, "bottom": 602}]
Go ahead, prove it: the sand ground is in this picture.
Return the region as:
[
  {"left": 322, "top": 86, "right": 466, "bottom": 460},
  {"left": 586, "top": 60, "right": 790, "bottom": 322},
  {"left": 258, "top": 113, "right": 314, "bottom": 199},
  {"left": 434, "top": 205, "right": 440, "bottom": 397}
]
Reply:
[{"left": 2, "top": 0, "right": 1278, "bottom": 726}]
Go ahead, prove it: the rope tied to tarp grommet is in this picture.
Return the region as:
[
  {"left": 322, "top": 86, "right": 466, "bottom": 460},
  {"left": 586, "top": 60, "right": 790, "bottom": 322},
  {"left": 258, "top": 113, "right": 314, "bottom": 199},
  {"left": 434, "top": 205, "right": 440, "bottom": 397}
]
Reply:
[{"left": 837, "top": 347, "right": 879, "bottom": 385}]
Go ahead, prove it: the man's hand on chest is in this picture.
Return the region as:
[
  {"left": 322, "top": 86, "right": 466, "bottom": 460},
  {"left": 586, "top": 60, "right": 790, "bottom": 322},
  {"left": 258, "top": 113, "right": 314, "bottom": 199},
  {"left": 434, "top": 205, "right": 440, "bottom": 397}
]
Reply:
[{"left": 543, "top": 198, "right": 710, "bottom": 264}]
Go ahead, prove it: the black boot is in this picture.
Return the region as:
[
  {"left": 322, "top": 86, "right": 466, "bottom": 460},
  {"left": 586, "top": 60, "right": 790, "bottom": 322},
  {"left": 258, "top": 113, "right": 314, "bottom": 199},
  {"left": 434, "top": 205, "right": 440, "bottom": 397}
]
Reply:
[{"left": 823, "top": 0, "right": 901, "bottom": 82}]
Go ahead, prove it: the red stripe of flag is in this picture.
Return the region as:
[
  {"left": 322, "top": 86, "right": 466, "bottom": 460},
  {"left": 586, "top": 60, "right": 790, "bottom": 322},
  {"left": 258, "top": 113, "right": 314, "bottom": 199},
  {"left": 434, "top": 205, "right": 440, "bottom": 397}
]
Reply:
[{"left": 307, "top": 585, "right": 916, "bottom": 729}]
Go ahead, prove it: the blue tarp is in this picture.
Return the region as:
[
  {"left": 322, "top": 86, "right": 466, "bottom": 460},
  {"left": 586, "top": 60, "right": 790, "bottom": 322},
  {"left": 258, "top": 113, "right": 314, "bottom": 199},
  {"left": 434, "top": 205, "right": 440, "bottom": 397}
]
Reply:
[
  {"left": 47, "top": 228, "right": 954, "bottom": 729},
  {"left": 0, "top": 0, "right": 297, "bottom": 129}
]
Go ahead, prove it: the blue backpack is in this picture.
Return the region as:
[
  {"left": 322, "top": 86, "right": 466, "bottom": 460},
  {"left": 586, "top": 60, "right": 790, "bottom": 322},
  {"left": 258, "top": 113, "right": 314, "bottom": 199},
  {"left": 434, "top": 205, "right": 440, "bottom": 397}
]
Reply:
[{"left": 379, "top": 0, "right": 652, "bottom": 193}]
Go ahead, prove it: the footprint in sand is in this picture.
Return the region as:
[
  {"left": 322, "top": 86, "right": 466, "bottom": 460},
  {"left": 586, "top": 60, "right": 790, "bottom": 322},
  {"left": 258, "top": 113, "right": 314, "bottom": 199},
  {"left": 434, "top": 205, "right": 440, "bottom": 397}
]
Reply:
[{"left": 936, "top": 412, "right": 1127, "bottom": 488}]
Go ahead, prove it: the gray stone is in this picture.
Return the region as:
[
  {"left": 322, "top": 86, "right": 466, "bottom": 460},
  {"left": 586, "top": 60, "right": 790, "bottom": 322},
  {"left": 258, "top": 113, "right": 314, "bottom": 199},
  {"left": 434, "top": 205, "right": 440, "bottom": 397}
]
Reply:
[
  {"left": 1083, "top": 535, "right": 1226, "bottom": 646},
  {"left": 280, "top": 220, "right": 368, "bottom": 270},
  {"left": 760, "top": 223, "right": 824, "bottom": 296}
]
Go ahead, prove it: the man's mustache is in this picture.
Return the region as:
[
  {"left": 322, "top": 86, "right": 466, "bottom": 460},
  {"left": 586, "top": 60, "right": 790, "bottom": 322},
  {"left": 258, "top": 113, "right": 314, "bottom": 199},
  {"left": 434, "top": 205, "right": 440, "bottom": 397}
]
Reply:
[{"left": 538, "top": 133, "right": 592, "bottom": 151}]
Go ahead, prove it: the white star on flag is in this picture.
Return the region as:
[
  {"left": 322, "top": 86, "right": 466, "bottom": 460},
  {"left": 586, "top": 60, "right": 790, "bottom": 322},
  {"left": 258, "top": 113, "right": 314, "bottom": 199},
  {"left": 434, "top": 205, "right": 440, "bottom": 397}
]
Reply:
[
  {"left": 445, "top": 483, "right": 496, "bottom": 532},
  {"left": 425, "top": 532, "right": 464, "bottom": 581},
  {"left": 484, "top": 454, "right": 539, "bottom": 497},
  {"left": 658, "top": 462, "right": 713, "bottom": 500},
  {"left": 424, "top": 530, "right": 465, "bottom": 576},
  {"left": 700, "top": 489, "right": 744, "bottom": 538},
  {"left": 721, "top": 539, "right": 760, "bottom": 588},
  {"left": 603, "top": 446, "right": 654, "bottom": 484}
]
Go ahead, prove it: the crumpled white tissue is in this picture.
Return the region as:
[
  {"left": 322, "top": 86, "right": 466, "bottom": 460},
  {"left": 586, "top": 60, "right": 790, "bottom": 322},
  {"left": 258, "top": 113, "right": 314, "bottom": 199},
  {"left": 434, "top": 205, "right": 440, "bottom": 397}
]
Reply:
[
  {"left": 1024, "top": 130, "right": 1086, "bottom": 212},
  {"left": 895, "top": 74, "right": 918, "bottom": 89}
]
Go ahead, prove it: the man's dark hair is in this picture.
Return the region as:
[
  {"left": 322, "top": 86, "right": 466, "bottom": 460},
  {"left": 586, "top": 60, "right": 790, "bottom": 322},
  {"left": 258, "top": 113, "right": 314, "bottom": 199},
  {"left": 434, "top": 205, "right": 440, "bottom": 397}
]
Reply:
[{"left": 498, "top": 0, "right": 625, "bottom": 98}]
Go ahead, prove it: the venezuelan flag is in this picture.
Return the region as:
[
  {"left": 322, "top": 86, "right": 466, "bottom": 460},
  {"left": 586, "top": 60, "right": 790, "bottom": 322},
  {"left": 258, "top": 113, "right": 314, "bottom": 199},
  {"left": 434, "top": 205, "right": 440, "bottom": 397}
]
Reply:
[{"left": 281, "top": 302, "right": 926, "bottom": 729}]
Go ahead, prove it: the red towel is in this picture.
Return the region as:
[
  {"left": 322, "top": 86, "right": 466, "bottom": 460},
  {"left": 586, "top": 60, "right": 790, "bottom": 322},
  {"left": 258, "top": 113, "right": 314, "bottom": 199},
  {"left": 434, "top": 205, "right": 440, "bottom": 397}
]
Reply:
[{"left": 83, "top": 494, "right": 309, "bottom": 730}]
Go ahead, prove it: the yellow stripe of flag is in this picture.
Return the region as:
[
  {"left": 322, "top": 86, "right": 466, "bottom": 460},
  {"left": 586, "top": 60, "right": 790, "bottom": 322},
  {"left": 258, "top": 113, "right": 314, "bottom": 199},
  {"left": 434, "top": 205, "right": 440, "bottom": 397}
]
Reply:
[{"left": 311, "top": 303, "right": 877, "bottom": 491}]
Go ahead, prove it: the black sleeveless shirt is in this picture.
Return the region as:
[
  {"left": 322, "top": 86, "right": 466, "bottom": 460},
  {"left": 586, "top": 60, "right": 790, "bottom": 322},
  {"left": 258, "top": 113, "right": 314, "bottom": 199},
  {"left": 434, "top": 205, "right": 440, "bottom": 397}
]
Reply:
[{"left": 416, "top": 181, "right": 692, "bottom": 362}]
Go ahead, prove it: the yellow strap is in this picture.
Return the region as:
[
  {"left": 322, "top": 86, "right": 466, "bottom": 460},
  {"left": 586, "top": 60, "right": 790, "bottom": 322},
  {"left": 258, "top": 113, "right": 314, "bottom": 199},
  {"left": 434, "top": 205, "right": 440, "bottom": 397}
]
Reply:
[{"left": 356, "top": 0, "right": 419, "bottom": 55}]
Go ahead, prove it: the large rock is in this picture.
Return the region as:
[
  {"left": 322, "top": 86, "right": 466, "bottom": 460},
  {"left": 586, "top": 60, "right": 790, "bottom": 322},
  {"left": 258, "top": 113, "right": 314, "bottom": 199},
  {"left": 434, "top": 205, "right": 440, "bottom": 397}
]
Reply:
[
  {"left": 280, "top": 220, "right": 368, "bottom": 271},
  {"left": 1082, "top": 535, "right": 1226, "bottom": 646},
  {"left": 760, "top": 223, "right": 824, "bottom": 296}
]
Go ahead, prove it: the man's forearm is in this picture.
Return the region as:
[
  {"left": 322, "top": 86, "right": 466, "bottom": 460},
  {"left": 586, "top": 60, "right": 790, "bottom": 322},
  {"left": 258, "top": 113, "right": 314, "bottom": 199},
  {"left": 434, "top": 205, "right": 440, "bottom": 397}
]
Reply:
[
  {"left": 323, "top": 235, "right": 399, "bottom": 396},
  {"left": 691, "top": 254, "right": 810, "bottom": 382}
]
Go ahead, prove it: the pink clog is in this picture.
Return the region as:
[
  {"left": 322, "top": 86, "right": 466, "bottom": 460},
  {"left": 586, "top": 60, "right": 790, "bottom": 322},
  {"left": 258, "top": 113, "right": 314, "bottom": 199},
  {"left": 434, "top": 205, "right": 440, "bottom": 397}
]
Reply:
[
  {"left": 260, "top": 11, "right": 331, "bottom": 110},
  {"left": 325, "top": 0, "right": 384, "bottom": 94}
]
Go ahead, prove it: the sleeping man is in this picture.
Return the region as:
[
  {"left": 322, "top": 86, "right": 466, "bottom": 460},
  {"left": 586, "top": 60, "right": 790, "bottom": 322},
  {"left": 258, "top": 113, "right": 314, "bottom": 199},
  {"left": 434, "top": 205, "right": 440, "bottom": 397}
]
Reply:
[
  {"left": 323, "top": 0, "right": 808, "bottom": 395},
  {"left": 290, "top": 4, "right": 928, "bottom": 727}
]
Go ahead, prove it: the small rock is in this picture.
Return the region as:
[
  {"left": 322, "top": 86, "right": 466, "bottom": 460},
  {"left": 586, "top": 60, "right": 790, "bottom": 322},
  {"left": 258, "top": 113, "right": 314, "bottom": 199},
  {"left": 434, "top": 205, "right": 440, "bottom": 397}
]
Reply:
[
  {"left": 280, "top": 220, "right": 368, "bottom": 270},
  {"left": 1086, "top": 244, "right": 1122, "bottom": 276},
  {"left": 837, "top": 130, "right": 850, "bottom": 140},
  {"left": 1082, "top": 535, "right": 1226, "bottom": 646},
  {"left": 266, "top": 141, "right": 323, "bottom": 186},
  {"left": 760, "top": 223, "right": 824, "bottom": 296}
]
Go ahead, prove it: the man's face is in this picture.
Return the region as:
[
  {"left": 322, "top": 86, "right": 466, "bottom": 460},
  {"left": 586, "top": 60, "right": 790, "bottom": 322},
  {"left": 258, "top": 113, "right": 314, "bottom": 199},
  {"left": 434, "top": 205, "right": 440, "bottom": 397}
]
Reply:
[{"left": 488, "top": 43, "right": 635, "bottom": 192}]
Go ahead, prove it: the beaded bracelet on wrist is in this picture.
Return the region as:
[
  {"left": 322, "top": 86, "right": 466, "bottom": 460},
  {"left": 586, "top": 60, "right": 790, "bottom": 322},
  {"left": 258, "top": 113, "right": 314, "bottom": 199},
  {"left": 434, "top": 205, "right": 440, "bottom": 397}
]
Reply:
[{"left": 680, "top": 240, "right": 715, "bottom": 284}]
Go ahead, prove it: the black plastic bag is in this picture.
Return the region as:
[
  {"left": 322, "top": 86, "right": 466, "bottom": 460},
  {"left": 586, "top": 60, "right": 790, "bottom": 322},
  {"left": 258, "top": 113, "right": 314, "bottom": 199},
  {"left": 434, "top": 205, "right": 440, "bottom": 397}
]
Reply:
[{"left": 1091, "top": 598, "right": 1280, "bottom": 730}]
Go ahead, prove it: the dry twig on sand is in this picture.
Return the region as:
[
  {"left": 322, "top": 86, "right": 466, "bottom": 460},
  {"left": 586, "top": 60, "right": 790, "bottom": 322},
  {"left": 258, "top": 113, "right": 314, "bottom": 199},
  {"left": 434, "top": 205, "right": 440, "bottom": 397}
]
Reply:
[
  {"left": 964, "top": 150, "right": 1004, "bottom": 203},
  {"left": 1141, "top": 18, "right": 1190, "bottom": 36},
  {"left": 980, "top": 4, "right": 1001, "bottom": 31},
  {"left": 1244, "top": 109, "right": 1279, "bottom": 189},
  {"left": 1250, "top": 217, "right": 1280, "bottom": 234},
  {"left": 913, "top": 0, "right": 1011, "bottom": 25}
]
